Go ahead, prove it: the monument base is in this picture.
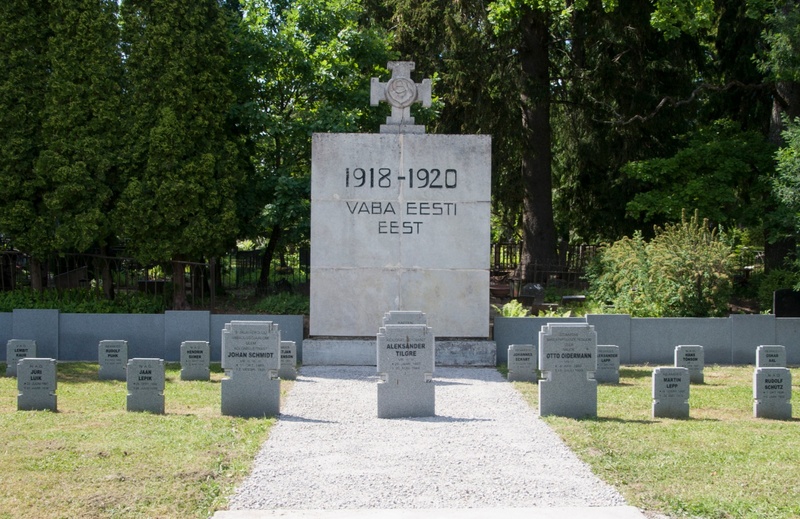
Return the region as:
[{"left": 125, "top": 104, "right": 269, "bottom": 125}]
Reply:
[{"left": 303, "top": 338, "right": 496, "bottom": 367}]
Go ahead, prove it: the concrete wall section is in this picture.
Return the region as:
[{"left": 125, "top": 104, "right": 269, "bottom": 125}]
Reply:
[
  {"left": 731, "top": 314, "right": 776, "bottom": 364},
  {"left": 0, "top": 313, "right": 12, "bottom": 351},
  {"left": 630, "top": 318, "right": 731, "bottom": 364},
  {"left": 59, "top": 314, "right": 165, "bottom": 360},
  {"left": 493, "top": 317, "right": 584, "bottom": 365},
  {"left": 13, "top": 309, "right": 60, "bottom": 359},
  {"left": 775, "top": 318, "right": 800, "bottom": 365},
  {"left": 586, "top": 314, "right": 632, "bottom": 364},
  {"left": 165, "top": 311, "right": 210, "bottom": 361},
  {"left": 209, "top": 314, "right": 304, "bottom": 363}
]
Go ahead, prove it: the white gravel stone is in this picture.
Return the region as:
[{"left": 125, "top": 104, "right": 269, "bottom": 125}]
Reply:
[{"left": 228, "top": 366, "right": 628, "bottom": 510}]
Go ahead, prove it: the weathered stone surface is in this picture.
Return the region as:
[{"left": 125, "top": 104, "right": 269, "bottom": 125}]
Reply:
[
  {"left": 126, "top": 358, "right": 165, "bottom": 414},
  {"left": 507, "top": 344, "right": 537, "bottom": 382},
  {"left": 652, "top": 367, "right": 690, "bottom": 419},
  {"left": 99, "top": 340, "right": 127, "bottom": 381},
  {"left": 6, "top": 339, "right": 36, "bottom": 377},
  {"left": 674, "top": 344, "right": 704, "bottom": 384},
  {"left": 221, "top": 321, "right": 281, "bottom": 417},
  {"left": 17, "top": 358, "right": 56, "bottom": 411},
  {"left": 754, "top": 367, "right": 792, "bottom": 420},
  {"left": 756, "top": 345, "right": 786, "bottom": 368},
  {"left": 377, "top": 324, "right": 434, "bottom": 418},
  {"left": 595, "top": 345, "right": 620, "bottom": 384},
  {"left": 383, "top": 311, "right": 427, "bottom": 326},
  {"left": 180, "top": 341, "right": 210, "bottom": 381},
  {"left": 538, "top": 323, "right": 597, "bottom": 418}
]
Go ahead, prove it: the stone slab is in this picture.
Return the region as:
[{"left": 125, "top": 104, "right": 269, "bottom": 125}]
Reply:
[
  {"left": 756, "top": 345, "right": 786, "bottom": 368},
  {"left": 377, "top": 324, "right": 435, "bottom": 418},
  {"left": 652, "top": 367, "right": 690, "bottom": 419},
  {"left": 754, "top": 367, "right": 792, "bottom": 420},
  {"left": 630, "top": 318, "right": 729, "bottom": 364},
  {"left": 6, "top": 339, "right": 36, "bottom": 377},
  {"left": 492, "top": 317, "right": 585, "bottom": 365},
  {"left": 126, "top": 358, "right": 165, "bottom": 414},
  {"left": 221, "top": 321, "right": 281, "bottom": 418},
  {"left": 211, "top": 314, "right": 303, "bottom": 363},
  {"left": 17, "top": 358, "right": 57, "bottom": 411},
  {"left": 279, "top": 341, "right": 298, "bottom": 380},
  {"left": 310, "top": 133, "right": 491, "bottom": 338},
  {"left": 674, "top": 345, "right": 704, "bottom": 384},
  {"left": 98, "top": 340, "right": 128, "bottom": 381},
  {"left": 383, "top": 311, "right": 427, "bottom": 325},
  {"left": 586, "top": 315, "right": 631, "bottom": 364},
  {"left": 507, "top": 344, "right": 537, "bottom": 382},
  {"left": 13, "top": 309, "right": 58, "bottom": 359},
  {"left": 775, "top": 318, "right": 800, "bottom": 365},
  {"left": 731, "top": 314, "right": 775, "bottom": 364},
  {"left": 180, "top": 341, "right": 210, "bottom": 381},
  {"left": 221, "top": 375, "right": 281, "bottom": 418},
  {"left": 165, "top": 311, "right": 210, "bottom": 362},
  {"left": 60, "top": 313, "right": 164, "bottom": 360},
  {"left": 302, "top": 339, "right": 495, "bottom": 366},
  {"left": 595, "top": 345, "right": 620, "bottom": 384},
  {"left": 538, "top": 323, "right": 598, "bottom": 418}
]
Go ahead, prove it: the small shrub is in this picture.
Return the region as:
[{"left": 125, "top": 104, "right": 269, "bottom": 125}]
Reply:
[
  {"left": 252, "top": 293, "right": 310, "bottom": 315},
  {"left": 492, "top": 299, "right": 529, "bottom": 317}
]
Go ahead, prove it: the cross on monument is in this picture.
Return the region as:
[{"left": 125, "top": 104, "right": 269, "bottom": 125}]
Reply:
[{"left": 370, "top": 61, "right": 432, "bottom": 134}]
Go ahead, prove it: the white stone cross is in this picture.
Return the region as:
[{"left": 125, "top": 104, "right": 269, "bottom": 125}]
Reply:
[{"left": 370, "top": 61, "right": 432, "bottom": 134}]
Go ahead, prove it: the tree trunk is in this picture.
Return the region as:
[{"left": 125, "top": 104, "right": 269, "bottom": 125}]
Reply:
[
  {"left": 517, "top": 7, "right": 558, "bottom": 283},
  {"left": 99, "top": 244, "right": 115, "bottom": 300},
  {"left": 172, "top": 259, "right": 189, "bottom": 310},
  {"left": 257, "top": 226, "right": 282, "bottom": 296},
  {"left": 30, "top": 257, "right": 45, "bottom": 292}
]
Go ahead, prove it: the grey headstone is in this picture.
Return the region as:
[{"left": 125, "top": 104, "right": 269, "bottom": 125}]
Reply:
[
  {"left": 507, "top": 344, "right": 537, "bottom": 382},
  {"left": 17, "top": 358, "right": 57, "bottom": 411},
  {"left": 652, "top": 367, "right": 690, "bottom": 419},
  {"left": 126, "top": 358, "right": 165, "bottom": 414},
  {"left": 180, "top": 341, "right": 210, "bottom": 381},
  {"left": 6, "top": 340, "right": 36, "bottom": 377},
  {"left": 538, "top": 323, "right": 597, "bottom": 418},
  {"left": 382, "top": 311, "right": 427, "bottom": 326},
  {"left": 754, "top": 367, "right": 792, "bottom": 420},
  {"left": 221, "top": 321, "right": 281, "bottom": 418},
  {"left": 674, "top": 344, "right": 704, "bottom": 384},
  {"left": 279, "top": 340, "right": 297, "bottom": 380},
  {"left": 377, "top": 323, "right": 435, "bottom": 418},
  {"left": 595, "top": 345, "right": 620, "bottom": 384},
  {"left": 99, "top": 340, "right": 128, "bottom": 381},
  {"left": 756, "top": 345, "right": 786, "bottom": 368}
]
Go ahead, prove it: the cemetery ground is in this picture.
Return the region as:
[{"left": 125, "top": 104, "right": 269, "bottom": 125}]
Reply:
[
  {"left": 0, "top": 363, "right": 289, "bottom": 518},
  {"left": 0, "top": 364, "right": 798, "bottom": 518}
]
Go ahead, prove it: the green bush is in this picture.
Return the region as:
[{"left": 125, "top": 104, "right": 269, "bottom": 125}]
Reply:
[
  {"left": 252, "top": 293, "right": 310, "bottom": 315},
  {"left": 0, "top": 289, "right": 166, "bottom": 314},
  {"left": 754, "top": 269, "right": 800, "bottom": 312},
  {"left": 587, "top": 210, "right": 734, "bottom": 317}
]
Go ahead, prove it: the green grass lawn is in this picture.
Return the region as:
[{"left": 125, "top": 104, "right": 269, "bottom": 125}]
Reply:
[
  {"left": 0, "top": 363, "right": 280, "bottom": 519},
  {"left": 513, "top": 365, "right": 800, "bottom": 519}
]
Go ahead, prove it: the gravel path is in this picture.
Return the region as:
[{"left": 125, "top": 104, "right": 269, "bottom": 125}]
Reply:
[{"left": 227, "top": 366, "right": 628, "bottom": 510}]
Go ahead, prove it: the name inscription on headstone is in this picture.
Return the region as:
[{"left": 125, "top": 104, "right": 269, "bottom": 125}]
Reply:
[
  {"left": 377, "top": 323, "right": 435, "bottom": 418},
  {"left": 652, "top": 367, "right": 690, "bottom": 419},
  {"left": 17, "top": 358, "right": 57, "bottom": 411},
  {"left": 221, "top": 321, "right": 281, "bottom": 418},
  {"left": 6, "top": 339, "right": 36, "bottom": 378},
  {"left": 538, "top": 323, "right": 597, "bottom": 418}
]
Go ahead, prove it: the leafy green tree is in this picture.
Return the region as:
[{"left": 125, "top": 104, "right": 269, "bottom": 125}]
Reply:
[
  {"left": 117, "top": 0, "right": 246, "bottom": 308},
  {"left": 0, "top": 0, "right": 52, "bottom": 289}
]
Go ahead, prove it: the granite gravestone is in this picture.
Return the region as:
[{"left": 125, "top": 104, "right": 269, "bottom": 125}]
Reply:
[
  {"left": 674, "top": 344, "right": 704, "bottom": 384},
  {"left": 278, "top": 341, "right": 298, "bottom": 380},
  {"left": 99, "top": 340, "right": 128, "bottom": 381},
  {"left": 538, "top": 323, "right": 597, "bottom": 418},
  {"left": 17, "top": 358, "right": 57, "bottom": 411},
  {"left": 507, "top": 344, "right": 537, "bottom": 382},
  {"left": 756, "top": 345, "right": 786, "bottom": 368},
  {"left": 6, "top": 339, "right": 36, "bottom": 377},
  {"left": 126, "top": 358, "right": 165, "bottom": 414},
  {"left": 377, "top": 323, "right": 435, "bottom": 418},
  {"left": 221, "top": 321, "right": 281, "bottom": 418},
  {"left": 180, "top": 340, "right": 210, "bottom": 381},
  {"left": 310, "top": 61, "right": 491, "bottom": 339},
  {"left": 753, "top": 367, "right": 792, "bottom": 420},
  {"left": 595, "top": 345, "right": 620, "bottom": 384},
  {"left": 652, "top": 367, "right": 690, "bottom": 419}
]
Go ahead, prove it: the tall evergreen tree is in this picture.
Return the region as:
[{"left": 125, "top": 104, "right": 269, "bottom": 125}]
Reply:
[{"left": 117, "top": 0, "right": 245, "bottom": 308}]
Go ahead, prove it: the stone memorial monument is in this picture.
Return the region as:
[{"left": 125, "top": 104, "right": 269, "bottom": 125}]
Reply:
[
  {"left": 753, "top": 367, "right": 792, "bottom": 420},
  {"left": 538, "top": 323, "right": 597, "bottom": 418},
  {"left": 6, "top": 339, "right": 36, "bottom": 377},
  {"left": 595, "top": 345, "right": 620, "bottom": 384},
  {"left": 126, "top": 358, "right": 165, "bottom": 414},
  {"left": 652, "top": 367, "right": 690, "bottom": 419},
  {"left": 383, "top": 311, "right": 427, "bottom": 326},
  {"left": 756, "top": 345, "right": 786, "bottom": 368},
  {"left": 674, "top": 344, "right": 704, "bottom": 384},
  {"left": 507, "top": 344, "right": 537, "bottom": 382},
  {"left": 278, "top": 341, "right": 298, "bottom": 380},
  {"left": 180, "top": 340, "right": 210, "bottom": 381},
  {"left": 221, "top": 321, "right": 281, "bottom": 418},
  {"left": 17, "top": 358, "right": 57, "bottom": 411},
  {"left": 309, "top": 61, "right": 491, "bottom": 344},
  {"left": 377, "top": 323, "right": 435, "bottom": 418},
  {"left": 99, "top": 340, "right": 128, "bottom": 381}
]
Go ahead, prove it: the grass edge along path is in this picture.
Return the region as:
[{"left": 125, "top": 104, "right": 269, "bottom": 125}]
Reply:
[
  {"left": 0, "top": 362, "right": 284, "bottom": 519},
  {"left": 512, "top": 365, "right": 800, "bottom": 519}
]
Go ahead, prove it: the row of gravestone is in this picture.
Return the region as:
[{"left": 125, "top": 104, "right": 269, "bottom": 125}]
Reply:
[
  {"left": 507, "top": 324, "right": 792, "bottom": 420},
  {"left": 6, "top": 323, "right": 298, "bottom": 416}
]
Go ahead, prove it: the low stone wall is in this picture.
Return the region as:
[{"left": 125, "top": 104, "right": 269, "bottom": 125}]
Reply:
[
  {"left": 494, "top": 314, "right": 800, "bottom": 366},
  {"left": 0, "top": 310, "right": 303, "bottom": 362}
]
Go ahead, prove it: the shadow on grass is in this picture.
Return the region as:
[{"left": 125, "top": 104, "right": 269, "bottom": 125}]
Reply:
[{"left": 619, "top": 368, "right": 655, "bottom": 380}]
